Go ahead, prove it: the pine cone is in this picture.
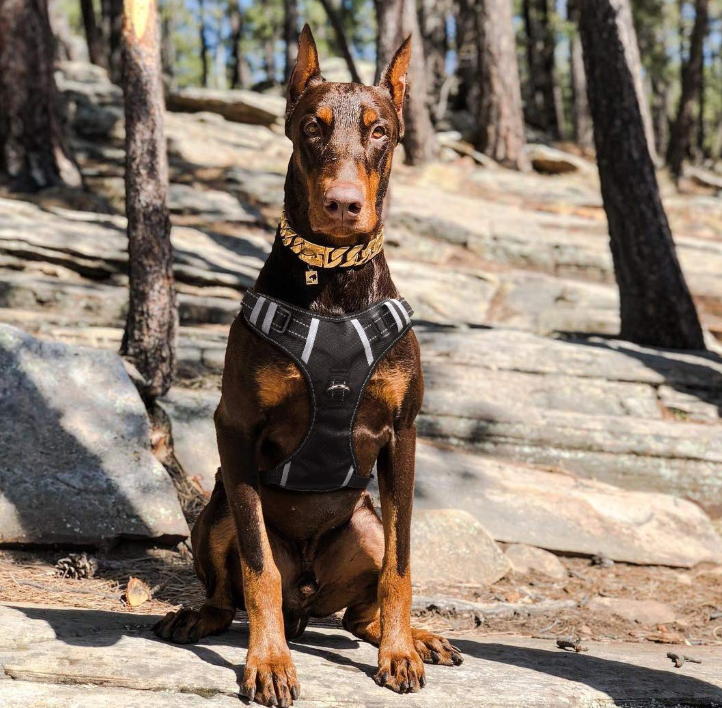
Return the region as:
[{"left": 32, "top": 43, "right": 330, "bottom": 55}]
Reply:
[{"left": 55, "top": 552, "right": 98, "bottom": 579}]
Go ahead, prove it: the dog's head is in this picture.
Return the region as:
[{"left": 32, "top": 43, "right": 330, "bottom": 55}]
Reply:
[{"left": 284, "top": 25, "right": 410, "bottom": 242}]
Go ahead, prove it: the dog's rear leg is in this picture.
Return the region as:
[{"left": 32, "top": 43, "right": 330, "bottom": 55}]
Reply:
[{"left": 154, "top": 479, "right": 238, "bottom": 644}]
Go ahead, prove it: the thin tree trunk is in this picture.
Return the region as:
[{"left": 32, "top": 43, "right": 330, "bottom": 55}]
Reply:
[
  {"left": 121, "top": 0, "right": 178, "bottom": 399},
  {"left": 199, "top": 0, "right": 208, "bottom": 87},
  {"left": 418, "top": 0, "right": 448, "bottom": 116},
  {"left": 696, "top": 45, "right": 705, "bottom": 161},
  {"left": 80, "top": 0, "right": 108, "bottom": 67},
  {"left": 283, "top": 0, "right": 299, "bottom": 82},
  {"left": 102, "top": 0, "right": 123, "bottom": 83},
  {"left": 667, "top": 0, "right": 708, "bottom": 178},
  {"left": 160, "top": 10, "right": 175, "bottom": 90},
  {"left": 453, "top": 0, "right": 478, "bottom": 115},
  {"left": 476, "top": 0, "right": 530, "bottom": 170},
  {"left": 0, "top": 0, "right": 82, "bottom": 191},
  {"left": 568, "top": 0, "right": 593, "bottom": 149},
  {"left": 579, "top": 0, "right": 704, "bottom": 350},
  {"left": 523, "top": 0, "right": 561, "bottom": 138},
  {"left": 318, "top": 0, "right": 362, "bottom": 83},
  {"left": 228, "top": 2, "right": 250, "bottom": 89},
  {"left": 375, "top": 0, "right": 437, "bottom": 165}
]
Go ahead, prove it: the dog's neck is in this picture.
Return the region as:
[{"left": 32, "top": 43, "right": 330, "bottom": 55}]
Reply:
[{"left": 253, "top": 162, "right": 397, "bottom": 314}]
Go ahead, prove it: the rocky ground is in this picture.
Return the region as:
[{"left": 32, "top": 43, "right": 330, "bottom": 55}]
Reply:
[{"left": 2, "top": 62, "right": 722, "bottom": 705}]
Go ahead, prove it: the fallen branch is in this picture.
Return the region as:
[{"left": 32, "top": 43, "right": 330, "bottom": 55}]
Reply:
[{"left": 667, "top": 652, "right": 702, "bottom": 668}]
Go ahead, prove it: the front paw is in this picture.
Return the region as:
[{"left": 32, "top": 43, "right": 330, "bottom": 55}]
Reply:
[
  {"left": 241, "top": 649, "right": 300, "bottom": 707},
  {"left": 374, "top": 644, "right": 426, "bottom": 694}
]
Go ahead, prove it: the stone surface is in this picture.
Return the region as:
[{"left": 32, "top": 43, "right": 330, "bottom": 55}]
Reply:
[
  {"left": 168, "top": 184, "right": 257, "bottom": 223},
  {"left": 504, "top": 545, "right": 567, "bottom": 580},
  {"left": 525, "top": 144, "right": 595, "bottom": 174},
  {"left": 414, "top": 441, "right": 722, "bottom": 567},
  {"left": 4, "top": 603, "right": 722, "bottom": 707},
  {"left": 410, "top": 509, "right": 510, "bottom": 586},
  {"left": 587, "top": 598, "right": 677, "bottom": 626},
  {"left": 0, "top": 325, "right": 188, "bottom": 546},
  {"left": 159, "top": 388, "right": 221, "bottom": 493},
  {"left": 418, "top": 326, "right": 722, "bottom": 515},
  {"left": 167, "top": 87, "right": 286, "bottom": 126}
]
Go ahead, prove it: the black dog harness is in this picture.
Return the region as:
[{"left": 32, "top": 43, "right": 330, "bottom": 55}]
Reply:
[{"left": 241, "top": 290, "right": 414, "bottom": 492}]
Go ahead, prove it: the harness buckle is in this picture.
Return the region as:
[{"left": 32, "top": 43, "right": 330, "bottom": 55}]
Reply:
[
  {"left": 272, "top": 307, "right": 292, "bottom": 334},
  {"left": 373, "top": 309, "right": 396, "bottom": 338}
]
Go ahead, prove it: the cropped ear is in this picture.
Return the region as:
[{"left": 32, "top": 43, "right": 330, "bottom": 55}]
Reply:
[
  {"left": 286, "top": 24, "right": 323, "bottom": 123},
  {"left": 378, "top": 36, "right": 411, "bottom": 137}
]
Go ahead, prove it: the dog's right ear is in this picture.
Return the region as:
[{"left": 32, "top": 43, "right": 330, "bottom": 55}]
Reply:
[{"left": 286, "top": 25, "right": 323, "bottom": 125}]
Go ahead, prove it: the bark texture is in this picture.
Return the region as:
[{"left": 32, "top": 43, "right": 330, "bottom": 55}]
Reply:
[
  {"left": 579, "top": 0, "right": 704, "bottom": 350},
  {"left": 568, "top": 0, "right": 593, "bottom": 149},
  {"left": 121, "top": 0, "right": 178, "bottom": 398},
  {"left": 418, "top": 0, "right": 449, "bottom": 118},
  {"left": 522, "top": 0, "right": 562, "bottom": 138},
  {"left": 667, "top": 0, "right": 709, "bottom": 178},
  {"left": 476, "top": 0, "right": 529, "bottom": 170},
  {"left": 376, "top": 0, "right": 437, "bottom": 165},
  {"left": 613, "top": 0, "right": 658, "bottom": 163},
  {"left": 318, "top": 0, "right": 361, "bottom": 84},
  {"left": 80, "top": 0, "right": 108, "bottom": 67},
  {"left": 0, "top": 0, "right": 82, "bottom": 190}
]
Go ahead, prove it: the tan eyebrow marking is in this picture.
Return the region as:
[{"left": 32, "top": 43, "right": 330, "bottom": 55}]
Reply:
[
  {"left": 362, "top": 108, "right": 378, "bottom": 127},
  {"left": 317, "top": 106, "right": 333, "bottom": 124}
]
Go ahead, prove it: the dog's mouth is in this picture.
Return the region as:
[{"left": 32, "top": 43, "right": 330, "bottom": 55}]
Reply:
[{"left": 309, "top": 210, "right": 379, "bottom": 241}]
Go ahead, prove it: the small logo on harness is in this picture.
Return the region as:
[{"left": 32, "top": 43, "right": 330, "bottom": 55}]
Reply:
[{"left": 326, "top": 374, "right": 351, "bottom": 403}]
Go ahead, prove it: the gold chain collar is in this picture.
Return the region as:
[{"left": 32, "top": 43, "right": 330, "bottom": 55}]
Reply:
[{"left": 279, "top": 211, "right": 384, "bottom": 270}]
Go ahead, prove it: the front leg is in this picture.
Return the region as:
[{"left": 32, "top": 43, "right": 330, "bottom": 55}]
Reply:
[
  {"left": 375, "top": 424, "right": 425, "bottom": 694},
  {"left": 216, "top": 411, "right": 300, "bottom": 707}
]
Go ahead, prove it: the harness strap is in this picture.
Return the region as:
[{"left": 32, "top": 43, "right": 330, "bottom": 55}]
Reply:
[{"left": 240, "top": 291, "right": 413, "bottom": 492}]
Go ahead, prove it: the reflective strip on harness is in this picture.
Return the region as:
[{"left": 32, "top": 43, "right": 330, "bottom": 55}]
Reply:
[
  {"left": 351, "top": 318, "right": 373, "bottom": 365},
  {"left": 240, "top": 290, "right": 414, "bottom": 492}
]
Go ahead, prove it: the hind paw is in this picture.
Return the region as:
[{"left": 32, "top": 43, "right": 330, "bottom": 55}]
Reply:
[
  {"left": 412, "top": 628, "right": 463, "bottom": 667},
  {"left": 153, "top": 605, "right": 234, "bottom": 645}
]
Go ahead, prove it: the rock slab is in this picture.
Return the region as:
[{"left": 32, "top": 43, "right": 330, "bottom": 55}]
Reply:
[
  {"left": 3, "top": 603, "right": 722, "bottom": 707},
  {"left": 0, "top": 325, "right": 189, "bottom": 546},
  {"left": 504, "top": 544, "right": 567, "bottom": 580},
  {"left": 414, "top": 441, "right": 722, "bottom": 568},
  {"left": 411, "top": 509, "right": 510, "bottom": 586}
]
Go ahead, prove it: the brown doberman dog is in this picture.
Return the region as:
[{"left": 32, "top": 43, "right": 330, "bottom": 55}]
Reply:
[{"left": 154, "top": 25, "right": 462, "bottom": 706}]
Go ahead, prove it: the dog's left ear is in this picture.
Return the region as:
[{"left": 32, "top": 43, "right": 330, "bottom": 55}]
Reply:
[
  {"left": 378, "top": 36, "right": 411, "bottom": 138},
  {"left": 286, "top": 24, "right": 323, "bottom": 126}
]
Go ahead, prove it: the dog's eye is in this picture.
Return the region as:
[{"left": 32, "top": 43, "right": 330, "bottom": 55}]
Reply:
[
  {"left": 372, "top": 126, "right": 387, "bottom": 139},
  {"left": 304, "top": 121, "right": 320, "bottom": 137}
]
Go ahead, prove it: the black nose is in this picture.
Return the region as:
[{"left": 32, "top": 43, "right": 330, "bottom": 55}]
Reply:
[{"left": 323, "top": 183, "right": 364, "bottom": 221}]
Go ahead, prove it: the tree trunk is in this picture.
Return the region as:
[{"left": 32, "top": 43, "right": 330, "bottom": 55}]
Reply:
[
  {"left": 418, "top": 0, "right": 448, "bottom": 118},
  {"left": 264, "top": 36, "right": 277, "bottom": 84},
  {"left": 523, "top": 0, "right": 561, "bottom": 138},
  {"left": 667, "top": 0, "right": 708, "bottom": 177},
  {"left": 613, "top": 0, "right": 659, "bottom": 164},
  {"left": 160, "top": 9, "right": 175, "bottom": 90},
  {"left": 0, "top": 0, "right": 82, "bottom": 191},
  {"left": 375, "top": 0, "right": 437, "bottom": 165},
  {"left": 228, "top": 3, "right": 250, "bottom": 89},
  {"left": 579, "top": 0, "right": 704, "bottom": 350},
  {"left": 198, "top": 0, "right": 208, "bottom": 87},
  {"left": 80, "top": 0, "right": 108, "bottom": 67},
  {"left": 568, "top": 0, "right": 593, "bottom": 150},
  {"left": 318, "top": 0, "right": 361, "bottom": 83},
  {"left": 476, "top": 0, "right": 529, "bottom": 170},
  {"left": 453, "top": 0, "right": 478, "bottom": 115},
  {"left": 102, "top": 0, "right": 123, "bottom": 83},
  {"left": 121, "top": 0, "right": 178, "bottom": 399},
  {"left": 283, "top": 0, "right": 299, "bottom": 83}
]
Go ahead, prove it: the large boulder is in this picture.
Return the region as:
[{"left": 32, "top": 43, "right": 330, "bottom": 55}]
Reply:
[
  {"left": 414, "top": 441, "right": 722, "bottom": 567},
  {"left": 167, "top": 88, "right": 286, "bottom": 127},
  {"left": 0, "top": 325, "right": 188, "bottom": 546},
  {"left": 411, "top": 509, "right": 510, "bottom": 586},
  {"left": 525, "top": 144, "right": 595, "bottom": 174}
]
